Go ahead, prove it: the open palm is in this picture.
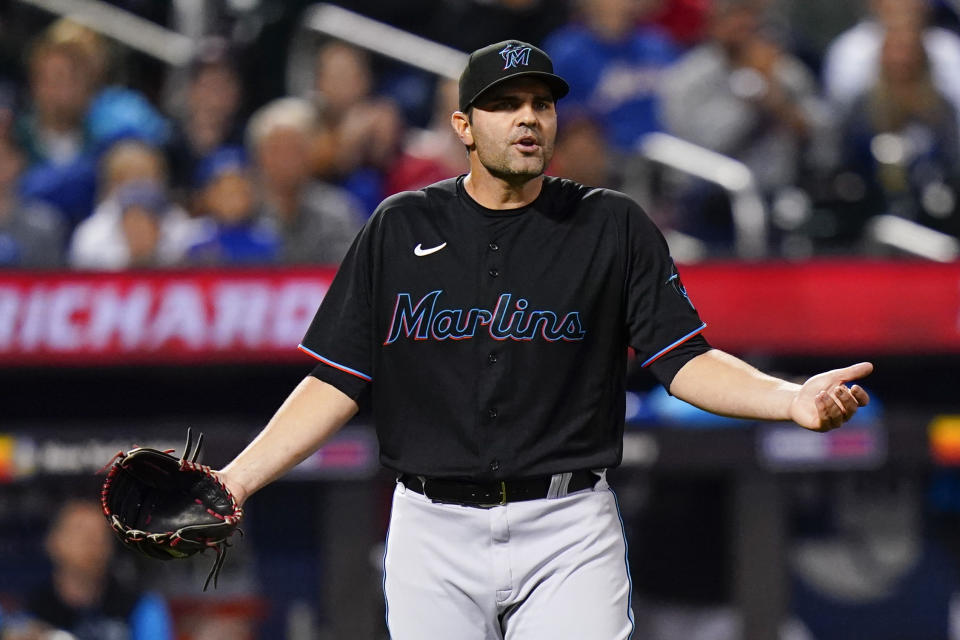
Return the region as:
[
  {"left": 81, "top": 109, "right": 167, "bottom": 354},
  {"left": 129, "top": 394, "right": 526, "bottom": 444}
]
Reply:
[{"left": 789, "top": 362, "right": 873, "bottom": 431}]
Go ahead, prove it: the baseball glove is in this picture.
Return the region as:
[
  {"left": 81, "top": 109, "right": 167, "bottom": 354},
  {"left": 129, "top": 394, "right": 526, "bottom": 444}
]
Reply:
[{"left": 100, "top": 429, "right": 243, "bottom": 590}]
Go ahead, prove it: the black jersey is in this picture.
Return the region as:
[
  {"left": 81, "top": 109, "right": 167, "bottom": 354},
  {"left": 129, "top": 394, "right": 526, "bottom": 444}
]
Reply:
[{"left": 300, "top": 176, "right": 709, "bottom": 479}]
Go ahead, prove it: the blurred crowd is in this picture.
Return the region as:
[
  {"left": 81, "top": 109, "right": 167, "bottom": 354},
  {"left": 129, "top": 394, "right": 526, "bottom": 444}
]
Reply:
[
  {"left": 0, "top": 0, "right": 958, "bottom": 269},
  {"left": 0, "top": 499, "right": 174, "bottom": 640}
]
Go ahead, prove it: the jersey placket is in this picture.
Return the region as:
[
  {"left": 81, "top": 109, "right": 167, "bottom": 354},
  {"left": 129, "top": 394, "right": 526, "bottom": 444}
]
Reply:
[{"left": 477, "top": 233, "right": 506, "bottom": 476}]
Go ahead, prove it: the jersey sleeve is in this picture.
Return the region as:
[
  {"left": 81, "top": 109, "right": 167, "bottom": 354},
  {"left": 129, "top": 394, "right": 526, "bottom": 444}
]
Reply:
[
  {"left": 300, "top": 220, "right": 375, "bottom": 401},
  {"left": 623, "top": 198, "right": 710, "bottom": 388}
]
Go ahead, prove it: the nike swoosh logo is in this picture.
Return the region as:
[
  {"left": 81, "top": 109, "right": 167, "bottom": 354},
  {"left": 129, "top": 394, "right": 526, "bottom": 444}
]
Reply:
[{"left": 414, "top": 242, "right": 447, "bottom": 257}]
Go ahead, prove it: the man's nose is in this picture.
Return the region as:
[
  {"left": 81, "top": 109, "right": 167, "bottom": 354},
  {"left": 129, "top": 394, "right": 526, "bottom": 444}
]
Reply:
[{"left": 516, "top": 103, "right": 538, "bottom": 126}]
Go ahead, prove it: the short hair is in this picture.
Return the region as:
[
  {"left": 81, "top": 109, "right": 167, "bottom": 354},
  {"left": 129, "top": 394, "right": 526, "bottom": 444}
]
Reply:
[
  {"left": 43, "top": 18, "right": 109, "bottom": 82},
  {"left": 245, "top": 97, "right": 319, "bottom": 152},
  {"left": 27, "top": 36, "right": 90, "bottom": 77}
]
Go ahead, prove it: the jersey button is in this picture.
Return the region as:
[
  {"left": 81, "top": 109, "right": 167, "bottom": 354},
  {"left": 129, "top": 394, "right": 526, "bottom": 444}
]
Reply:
[
  {"left": 488, "top": 242, "right": 499, "bottom": 251},
  {"left": 487, "top": 352, "right": 498, "bottom": 364},
  {"left": 488, "top": 407, "right": 498, "bottom": 419},
  {"left": 488, "top": 268, "right": 499, "bottom": 277},
  {"left": 489, "top": 459, "right": 500, "bottom": 472}
]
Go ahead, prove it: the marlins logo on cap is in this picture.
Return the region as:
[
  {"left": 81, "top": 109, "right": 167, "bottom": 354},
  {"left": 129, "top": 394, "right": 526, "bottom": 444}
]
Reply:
[
  {"left": 500, "top": 43, "right": 532, "bottom": 69},
  {"left": 458, "top": 40, "right": 570, "bottom": 112}
]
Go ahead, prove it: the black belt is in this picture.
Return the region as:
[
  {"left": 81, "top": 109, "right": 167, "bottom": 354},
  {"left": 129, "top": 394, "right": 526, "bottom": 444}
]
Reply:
[{"left": 398, "top": 470, "right": 599, "bottom": 508}]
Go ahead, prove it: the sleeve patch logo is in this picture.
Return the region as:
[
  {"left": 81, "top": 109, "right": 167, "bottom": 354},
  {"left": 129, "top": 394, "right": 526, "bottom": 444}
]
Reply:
[
  {"left": 666, "top": 271, "right": 696, "bottom": 311},
  {"left": 384, "top": 290, "right": 586, "bottom": 344}
]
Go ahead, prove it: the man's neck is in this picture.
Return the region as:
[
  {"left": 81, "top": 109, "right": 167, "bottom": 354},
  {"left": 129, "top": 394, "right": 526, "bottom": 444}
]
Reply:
[{"left": 463, "top": 170, "right": 543, "bottom": 210}]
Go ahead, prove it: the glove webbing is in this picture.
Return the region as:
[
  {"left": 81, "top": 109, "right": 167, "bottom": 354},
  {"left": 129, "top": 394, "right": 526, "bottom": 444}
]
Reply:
[
  {"left": 100, "top": 429, "right": 242, "bottom": 591},
  {"left": 178, "top": 428, "right": 240, "bottom": 591}
]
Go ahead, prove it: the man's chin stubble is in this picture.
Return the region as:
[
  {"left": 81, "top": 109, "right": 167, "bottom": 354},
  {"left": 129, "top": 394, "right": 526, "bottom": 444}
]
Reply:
[{"left": 487, "top": 156, "right": 547, "bottom": 182}]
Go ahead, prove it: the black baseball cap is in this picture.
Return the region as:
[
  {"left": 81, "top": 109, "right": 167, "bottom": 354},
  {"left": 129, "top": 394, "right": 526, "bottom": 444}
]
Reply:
[{"left": 458, "top": 40, "right": 570, "bottom": 112}]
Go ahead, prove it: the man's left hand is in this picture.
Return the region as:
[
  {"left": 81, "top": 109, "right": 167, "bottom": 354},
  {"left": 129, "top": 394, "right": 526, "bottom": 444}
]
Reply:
[{"left": 789, "top": 362, "right": 873, "bottom": 432}]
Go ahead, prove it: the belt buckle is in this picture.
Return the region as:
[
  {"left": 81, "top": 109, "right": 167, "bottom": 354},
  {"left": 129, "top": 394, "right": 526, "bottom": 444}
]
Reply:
[{"left": 479, "top": 481, "right": 507, "bottom": 508}]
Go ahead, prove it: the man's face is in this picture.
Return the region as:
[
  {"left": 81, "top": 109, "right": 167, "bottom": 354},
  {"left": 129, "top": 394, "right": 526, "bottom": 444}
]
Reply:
[
  {"left": 711, "top": 5, "right": 761, "bottom": 50},
  {"left": 190, "top": 64, "right": 240, "bottom": 119},
  {"left": 47, "top": 503, "right": 113, "bottom": 574},
  {"left": 31, "top": 50, "right": 91, "bottom": 126},
  {"left": 205, "top": 171, "right": 256, "bottom": 225},
  {"left": 314, "top": 43, "right": 371, "bottom": 115},
  {"left": 257, "top": 126, "right": 311, "bottom": 190},
  {"left": 467, "top": 77, "right": 557, "bottom": 183}
]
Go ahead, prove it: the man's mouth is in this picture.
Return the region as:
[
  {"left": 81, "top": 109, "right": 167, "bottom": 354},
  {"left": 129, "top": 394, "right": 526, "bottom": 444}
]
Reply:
[{"left": 513, "top": 135, "right": 541, "bottom": 151}]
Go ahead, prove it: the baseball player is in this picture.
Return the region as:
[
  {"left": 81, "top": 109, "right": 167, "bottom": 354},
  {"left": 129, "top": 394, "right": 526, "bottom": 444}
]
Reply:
[{"left": 217, "top": 40, "right": 872, "bottom": 639}]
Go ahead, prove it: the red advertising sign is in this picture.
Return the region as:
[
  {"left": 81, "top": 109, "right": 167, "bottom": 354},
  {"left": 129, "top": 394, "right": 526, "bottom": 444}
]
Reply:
[
  {"left": 0, "top": 260, "right": 957, "bottom": 366},
  {"left": 0, "top": 268, "right": 336, "bottom": 366},
  {"left": 680, "top": 260, "right": 960, "bottom": 356}
]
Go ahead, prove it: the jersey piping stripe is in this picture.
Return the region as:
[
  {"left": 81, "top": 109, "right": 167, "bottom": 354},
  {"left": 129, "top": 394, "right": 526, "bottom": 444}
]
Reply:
[
  {"left": 610, "top": 486, "right": 636, "bottom": 638},
  {"left": 640, "top": 322, "right": 707, "bottom": 368},
  {"left": 382, "top": 507, "right": 393, "bottom": 633},
  {"left": 298, "top": 344, "right": 373, "bottom": 381}
]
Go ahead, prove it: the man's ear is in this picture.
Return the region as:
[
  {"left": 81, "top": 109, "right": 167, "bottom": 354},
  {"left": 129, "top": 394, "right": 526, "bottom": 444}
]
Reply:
[{"left": 451, "top": 110, "right": 474, "bottom": 148}]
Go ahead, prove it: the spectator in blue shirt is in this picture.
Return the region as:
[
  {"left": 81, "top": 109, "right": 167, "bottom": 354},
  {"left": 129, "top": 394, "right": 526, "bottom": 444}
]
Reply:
[
  {"left": 544, "top": 0, "right": 680, "bottom": 152},
  {"left": 13, "top": 35, "right": 98, "bottom": 227},
  {"left": 185, "top": 146, "right": 280, "bottom": 266},
  {"left": 16, "top": 20, "right": 170, "bottom": 229}
]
